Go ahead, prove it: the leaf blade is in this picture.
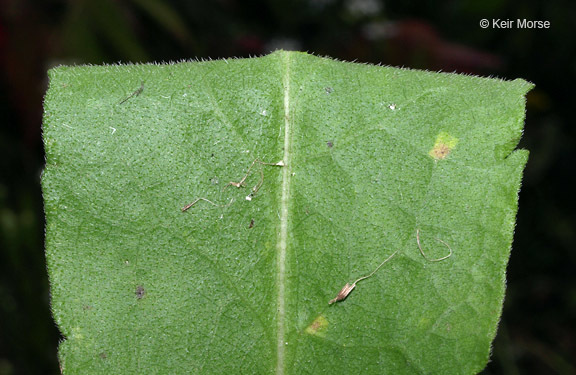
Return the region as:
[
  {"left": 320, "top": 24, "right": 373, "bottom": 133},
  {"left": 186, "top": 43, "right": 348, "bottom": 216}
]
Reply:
[{"left": 43, "top": 51, "right": 531, "bottom": 374}]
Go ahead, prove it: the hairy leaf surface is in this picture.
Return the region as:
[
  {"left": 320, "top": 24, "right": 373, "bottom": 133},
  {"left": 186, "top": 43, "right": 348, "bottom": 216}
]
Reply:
[{"left": 42, "top": 51, "right": 532, "bottom": 374}]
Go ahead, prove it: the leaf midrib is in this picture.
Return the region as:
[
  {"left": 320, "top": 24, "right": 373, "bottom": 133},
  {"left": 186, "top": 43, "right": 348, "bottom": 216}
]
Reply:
[{"left": 276, "top": 51, "right": 292, "bottom": 375}]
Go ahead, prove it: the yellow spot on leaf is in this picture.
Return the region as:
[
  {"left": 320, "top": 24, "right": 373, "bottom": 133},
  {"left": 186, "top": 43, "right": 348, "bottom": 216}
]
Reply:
[
  {"left": 429, "top": 132, "right": 458, "bottom": 160},
  {"left": 418, "top": 317, "right": 431, "bottom": 328},
  {"left": 305, "top": 315, "right": 328, "bottom": 337},
  {"left": 71, "top": 326, "right": 84, "bottom": 340}
]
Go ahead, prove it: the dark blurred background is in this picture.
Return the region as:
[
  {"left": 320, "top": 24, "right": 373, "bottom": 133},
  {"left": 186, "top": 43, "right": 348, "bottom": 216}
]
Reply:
[{"left": 0, "top": 1, "right": 574, "bottom": 374}]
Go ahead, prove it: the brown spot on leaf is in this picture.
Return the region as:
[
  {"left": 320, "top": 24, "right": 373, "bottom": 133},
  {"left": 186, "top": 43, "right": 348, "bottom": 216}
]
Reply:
[
  {"left": 429, "top": 132, "right": 458, "bottom": 160},
  {"left": 430, "top": 143, "right": 451, "bottom": 159},
  {"left": 136, "top": 285, "right": 145, "bottom": 299},
  {"left": 305, "top": 315, "right": 328, "bottom": 337}
]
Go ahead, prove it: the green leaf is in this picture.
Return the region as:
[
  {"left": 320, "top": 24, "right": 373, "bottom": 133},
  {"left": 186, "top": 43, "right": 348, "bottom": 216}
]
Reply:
[{"left": 42, "top": 51, "right": 532, "bottom": 374}]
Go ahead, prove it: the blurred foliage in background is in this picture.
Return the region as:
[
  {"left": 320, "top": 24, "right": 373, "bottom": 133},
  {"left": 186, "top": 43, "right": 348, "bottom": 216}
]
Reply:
[{"left": 1, "top": 0, "right": 574, "bottom": 374}]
